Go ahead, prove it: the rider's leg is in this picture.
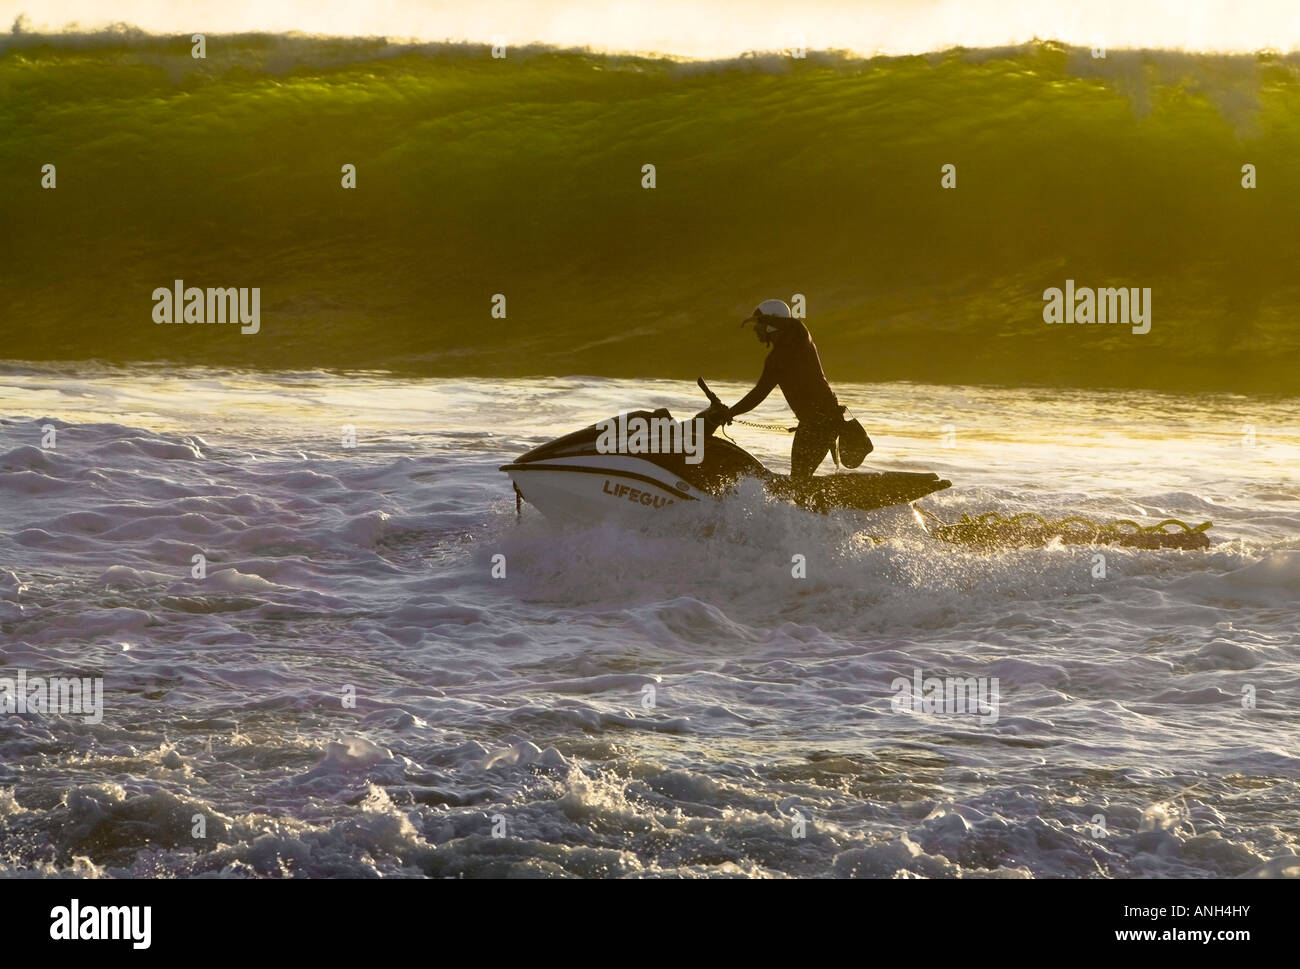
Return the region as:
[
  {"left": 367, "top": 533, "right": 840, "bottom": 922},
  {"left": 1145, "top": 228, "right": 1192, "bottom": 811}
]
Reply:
[{"left": 791, "top": 419, "right": 838, "bottom": 481}]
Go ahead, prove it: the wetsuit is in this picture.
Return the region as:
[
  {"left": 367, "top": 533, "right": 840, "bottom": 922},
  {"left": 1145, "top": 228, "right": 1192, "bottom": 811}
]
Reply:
[{"left": 730, "top": 318, "right": 843, "bottom": 481}]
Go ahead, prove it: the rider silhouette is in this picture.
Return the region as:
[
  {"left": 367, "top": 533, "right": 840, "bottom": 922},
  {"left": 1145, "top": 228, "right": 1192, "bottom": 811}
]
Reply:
[{"left": 725, "top": 299, "right": 848, "bottom": 481}]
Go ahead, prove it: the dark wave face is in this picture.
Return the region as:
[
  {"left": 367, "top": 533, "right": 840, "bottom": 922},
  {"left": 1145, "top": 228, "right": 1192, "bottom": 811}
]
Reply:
[{"left": 2, "top": 30, "right": 1298, "bottom": 392}]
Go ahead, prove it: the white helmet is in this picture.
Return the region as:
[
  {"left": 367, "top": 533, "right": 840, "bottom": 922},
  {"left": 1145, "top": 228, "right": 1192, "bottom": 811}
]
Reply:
[
  {"left": 748, "top": 298, "right": 792, "bottom": 321},
  {"left": 743, "top": 298, "right": 792, "bottom": 344}
]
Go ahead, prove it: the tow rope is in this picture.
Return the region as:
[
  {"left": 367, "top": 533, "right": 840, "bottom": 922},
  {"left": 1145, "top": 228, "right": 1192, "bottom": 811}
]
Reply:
[
  {"left": 732, "top": 418, "right": 797, "bottom": 433},
  {"left": 919, "top": 509, "right": 1213, "bottom": 550},
  {"left": 728, "top": 417, "right": 842, "bottom": 467}
]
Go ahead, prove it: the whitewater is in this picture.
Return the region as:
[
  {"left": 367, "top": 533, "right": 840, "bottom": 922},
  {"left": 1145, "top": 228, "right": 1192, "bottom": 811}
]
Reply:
[{"left": 1, "top": 362, "right": 1296, "bottom": 878}]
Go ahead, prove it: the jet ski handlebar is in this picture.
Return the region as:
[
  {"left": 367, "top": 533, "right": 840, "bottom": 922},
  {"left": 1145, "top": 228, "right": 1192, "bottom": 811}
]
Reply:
[{"left": 695, "top": 378, "right": 729, "bottom": 435}]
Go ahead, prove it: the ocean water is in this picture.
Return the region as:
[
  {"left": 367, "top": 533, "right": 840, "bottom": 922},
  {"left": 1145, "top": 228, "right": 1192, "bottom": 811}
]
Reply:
[
  {"left": 4, "top": 31, "right": 1300, "bottom": 392},
  {"left": 1, "top": 362, "right": 1297, "bottom": 878}
]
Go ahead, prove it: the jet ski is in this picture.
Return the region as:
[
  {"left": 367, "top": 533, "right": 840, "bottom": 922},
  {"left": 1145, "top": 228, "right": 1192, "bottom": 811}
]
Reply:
[{"left": 500, "top": 378, "right": 952, "bottom": 522}]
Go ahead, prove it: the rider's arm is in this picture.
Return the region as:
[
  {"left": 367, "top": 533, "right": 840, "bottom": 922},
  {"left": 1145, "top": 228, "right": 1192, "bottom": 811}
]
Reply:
[{"left": 729, "top": 352, "right": 778, "bottom": 417}]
